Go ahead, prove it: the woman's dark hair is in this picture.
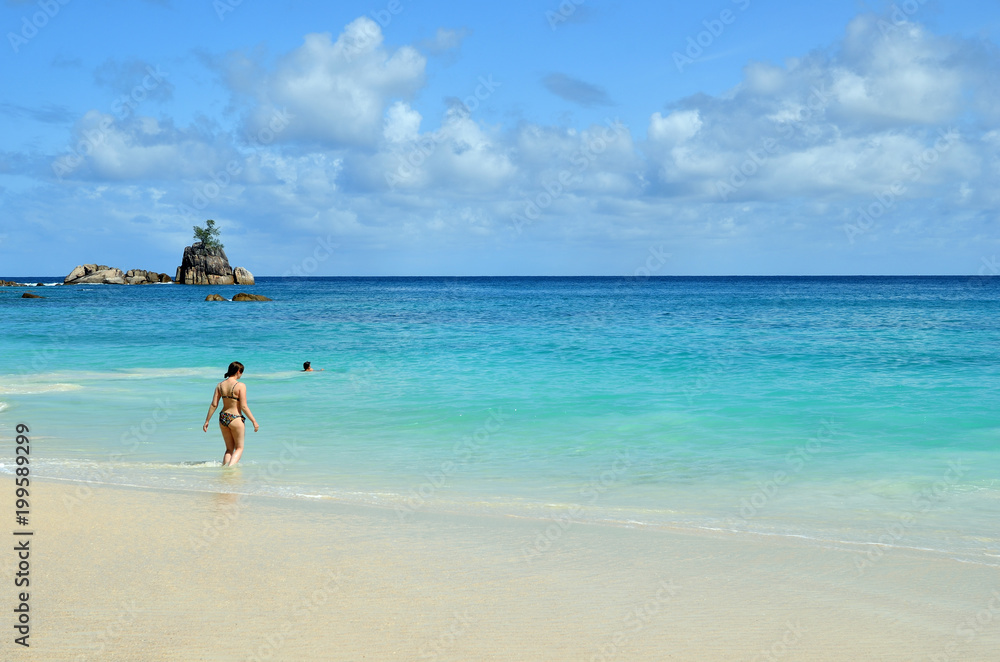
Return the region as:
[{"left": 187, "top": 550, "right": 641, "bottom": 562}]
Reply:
[
  {"left": 303, "top": 361, "right": 311, "bottom": 370},
  {"left": 224, "top": 361, "right": 245, "bottom": 378}
]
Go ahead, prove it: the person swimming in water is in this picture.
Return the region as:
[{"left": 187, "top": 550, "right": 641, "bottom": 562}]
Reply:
[
  {"left": 203, "top": 361, "right": 259, "bottom": 466},
  {"left": 303, "top": 361, "right": 323, "bottom": 371}
]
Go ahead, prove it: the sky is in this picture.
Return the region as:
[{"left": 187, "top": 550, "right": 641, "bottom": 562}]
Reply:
[{"left": 1, "top": 0, "right": 998, "bottom": 276}]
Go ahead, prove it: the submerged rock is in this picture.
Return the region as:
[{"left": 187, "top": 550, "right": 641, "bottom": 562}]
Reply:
[
  {"left": 232, "top": 292, "right": 272, "bottom": 302},
  {"left": 21, "top": 292, "right": 43, "bottom": 298},
  {"left": 205, "top": 294, "right": 227, "bottom": 301}
]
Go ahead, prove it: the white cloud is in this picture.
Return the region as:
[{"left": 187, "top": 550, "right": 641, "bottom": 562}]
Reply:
[
  {"left": 383, "top": 102, "right": 422, "bottom": 144},
  {"left": 648, "top": 110, "right": 702, "bottom": 144},
  {"left": 13, "top": 11, "right": 1000, "bottom": 276},
  {"left": 54, "top": 111, "right": 233, "bottom": 181},
  {"left": 242, "top": 18, "right": 426, "bottom": 147}
]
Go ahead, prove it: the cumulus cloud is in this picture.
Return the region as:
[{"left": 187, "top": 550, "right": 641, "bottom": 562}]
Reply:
[
  {"left": 13, "top": 10, "right": 999, "bottom": 275},
  {"left": 52, "top": 111, "right": 239, "bottom": 181},
  {"left": 642, "top": 13, "right": 998, "bottom": 203},
  {"left": 240, "top": 18, "right": 426, "bottom": 147}
]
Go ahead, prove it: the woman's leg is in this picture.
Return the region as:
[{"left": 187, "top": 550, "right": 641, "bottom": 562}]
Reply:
[
  {"left": 220, "top": 423, "right": 235, "bottom": 466},
  {"left": 228, "top": 418, "right": 246, "bottom": 466}
]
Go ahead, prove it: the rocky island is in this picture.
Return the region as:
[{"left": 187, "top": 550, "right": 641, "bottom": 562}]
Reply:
[
  {"left": 62, "top": 220, "right": 255, "bottom": 286},
  {"left": 174, "top": 242, "right": 254, "bottom": 285}
]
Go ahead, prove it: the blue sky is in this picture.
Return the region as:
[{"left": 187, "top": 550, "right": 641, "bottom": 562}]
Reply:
[{"left": 1, "top": 0, "right": 999, "bottom": 276}]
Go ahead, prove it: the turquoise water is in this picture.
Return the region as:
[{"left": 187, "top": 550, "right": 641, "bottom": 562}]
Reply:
[{"left": 2, "top": 277, "right": 999, "bottom": 561}]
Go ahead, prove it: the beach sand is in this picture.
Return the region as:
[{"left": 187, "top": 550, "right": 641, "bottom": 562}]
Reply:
[{"left": 4, "top": 479, "right": 999, "bottom": 661}]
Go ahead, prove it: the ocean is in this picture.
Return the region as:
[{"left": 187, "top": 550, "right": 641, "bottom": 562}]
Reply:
[{"left": 2, "top": 276, "right": 999, "bottom": 566}]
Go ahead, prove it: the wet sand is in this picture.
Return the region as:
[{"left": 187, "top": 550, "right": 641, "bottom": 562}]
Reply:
[{"left": 4, "top": 479, "right": 1000, "bottom": 661}]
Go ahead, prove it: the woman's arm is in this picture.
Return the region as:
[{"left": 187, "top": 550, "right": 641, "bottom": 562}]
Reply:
[
  {"left": 203, "top": 385, "right": 221, "bottom": 432},
  {"left": 238, "top": 384, "right": 259, "bottom": 432}
]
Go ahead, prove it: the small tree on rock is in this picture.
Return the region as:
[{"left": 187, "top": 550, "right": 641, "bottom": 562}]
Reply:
[{"left": 193, "top": 219, "right": 224, "bottom": 251}]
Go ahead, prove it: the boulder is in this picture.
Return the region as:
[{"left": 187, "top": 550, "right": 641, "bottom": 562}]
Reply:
[
  {"left": 233, "top": 266, "right": 255, "bottom": 285},
  {"left": 232, "top": 292, "right": 272, "bottom": 302},
  {"left": 126, "top": 269, "right": 150, "bottom": 284},
  {"left": 68, "top": 267, "right": 126, "bottom": 285},
  {"left": 205, "top": 294, "right": 227, "bottom": 301},
  {"left": 64, "top": 264, "right": 170, "bottom": 285},
  {"left": 123, "top": 269, "right": 170, "bottom": 285},
  {"left": 21, "top": 292, "right": 43, "bottom": 298},
  {"left": 175, "top": 242, "right": 235, "bottom": 285},
  {"left": 65, "top": 264, "right": 132, "bottom": 285}
]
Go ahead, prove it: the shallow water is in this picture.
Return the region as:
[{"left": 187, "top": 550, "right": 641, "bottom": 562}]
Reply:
[{"left": 2, "top": 276, "right": 999, "bottom": 563}]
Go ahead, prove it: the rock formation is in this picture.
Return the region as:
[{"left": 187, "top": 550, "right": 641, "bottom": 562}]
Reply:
[
  {"left": 233, "top": 267, "right": 255, "bottom": 285},
  {"left": 64, "top": 265, "right": 126, "bottom": 285},
  {"left": 125, "top": 269, "right": 171, "bottom": 284},
  {"left": 64, "top": 264, "right": 170, "bottom": 285},
  {"left": 174, "top": 242, "right": 254, "bottom": 286},
  {"left": 205, "top": 294, "right": 226, "bottom": 301},
  {"left": 21, "top": 292, "right": 44, "bottom": 298},
  {"left": 232, "top": 293, "right": 272, "bottom": 301}
]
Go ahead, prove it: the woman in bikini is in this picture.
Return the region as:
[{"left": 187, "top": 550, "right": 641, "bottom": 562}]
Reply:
[{"left": 203, "top": 361, "right": 259, "bottom": 466}]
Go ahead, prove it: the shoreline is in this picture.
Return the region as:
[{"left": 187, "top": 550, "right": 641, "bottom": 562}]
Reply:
[{"left": 6, "top": 478, "right": 1000, "bottom": 660}]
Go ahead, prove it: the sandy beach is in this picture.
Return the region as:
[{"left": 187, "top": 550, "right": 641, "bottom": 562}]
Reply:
[{"left": 0, "top": 479, "right": 995, "bottom": 661}]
